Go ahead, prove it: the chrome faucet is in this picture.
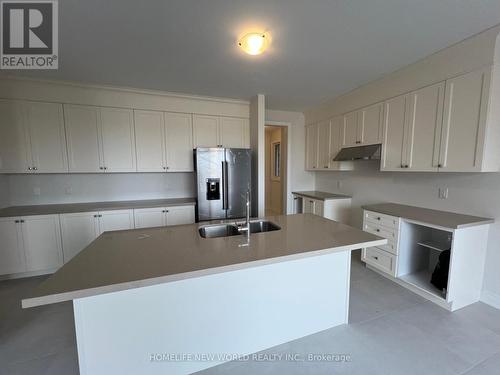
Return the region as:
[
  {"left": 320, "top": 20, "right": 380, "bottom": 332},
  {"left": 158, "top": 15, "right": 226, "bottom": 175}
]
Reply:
[{"left": 238, "top": 190, "right": 251, "bottom": 241}]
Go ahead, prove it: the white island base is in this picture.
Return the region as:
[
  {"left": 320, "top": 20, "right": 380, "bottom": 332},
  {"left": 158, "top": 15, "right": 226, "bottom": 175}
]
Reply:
[{"left": 73, "top": 250, "right": 351, "bottom": 375}]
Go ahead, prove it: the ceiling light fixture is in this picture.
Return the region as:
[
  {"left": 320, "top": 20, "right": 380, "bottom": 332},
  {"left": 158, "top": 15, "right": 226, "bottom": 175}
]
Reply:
[{"left": 238, "top": 32, "right": 269, "bottom": 55}]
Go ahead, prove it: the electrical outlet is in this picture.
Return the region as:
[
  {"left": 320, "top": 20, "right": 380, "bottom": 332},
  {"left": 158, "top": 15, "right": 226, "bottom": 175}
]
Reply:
[
  {"left": 337, "top": 180, "right": 342, "bottom": 190},
  {"left": 33, "top": 187, "right": 41, "bottom": 196},
  {"left": 65, "top": 186, "right": 72, "bottom": 195},
  {"left": 438, "top": 187, "right": 448, "bottom": 199}
]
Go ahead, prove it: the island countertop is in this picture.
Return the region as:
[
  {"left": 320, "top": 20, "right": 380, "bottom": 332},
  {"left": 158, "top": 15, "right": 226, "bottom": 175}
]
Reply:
[{"left": 22, "top": 213, "right": 386, "bottom": 308}]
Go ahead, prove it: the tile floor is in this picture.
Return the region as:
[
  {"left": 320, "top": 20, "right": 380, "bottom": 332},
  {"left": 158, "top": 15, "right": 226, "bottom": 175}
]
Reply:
[{"left": 1, "top": 252, "right": 499, "bottom": 375}]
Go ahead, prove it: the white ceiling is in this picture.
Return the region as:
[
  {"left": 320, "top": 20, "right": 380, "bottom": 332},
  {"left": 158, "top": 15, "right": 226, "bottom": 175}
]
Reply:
[{"left": 10, "top": 0, "right": 500, "bottom": 110}]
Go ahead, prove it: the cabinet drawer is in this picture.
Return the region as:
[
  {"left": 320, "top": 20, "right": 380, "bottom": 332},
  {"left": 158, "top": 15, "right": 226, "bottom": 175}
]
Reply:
[
  {"left": 363, "top": 247, "right": 397, "bottom": 276},
  {"left": 363, "top": 221, "right": 398, "bottom": 244},
  {"left": 364, "top": 210, "right": 399, "bottom": 230}
]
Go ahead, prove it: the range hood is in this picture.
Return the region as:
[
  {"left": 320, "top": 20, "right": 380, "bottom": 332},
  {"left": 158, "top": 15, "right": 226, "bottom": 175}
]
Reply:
[{"left": 333, "top": 144, "right": 381, "bottom": 161}]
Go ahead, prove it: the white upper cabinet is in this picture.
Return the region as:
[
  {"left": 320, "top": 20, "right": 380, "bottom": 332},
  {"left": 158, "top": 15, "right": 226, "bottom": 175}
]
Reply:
[
  {"left": 405, "top": 82, "right": 444, "bottom": 172},
  {"left": 100, "top": 107, "right": 136, "bottom": 172},
  {"left": 0, "top": 100, "right": 67, "bottom": 173},
  {"left": 193, "top": 114, "right": 249, "bottom": 149},
  {"left": 24, "top": 102, "right": 68, "bottom": 173},
  {"left": 134, "top": 110, "right": 165, "bottom": 172},
  {"left": 65, "top": 104, "right": 103, "bottom": 173},
  {"left": 220, "top": 117, "right": 248, "bottom": 148},
  {"left": 317, "top": 120, "right": 331, "bottom": 170},
  {"left": 305, "top": 124, "right": 318, "bottom": 170},
  {"left": 342, "top": 111, "right": 358, "bottom": 147},
  {"left": 22, "top": 214, "right": 63, "bottom": 272},
  {"left": 381, "top": 94, "right": 407, "bottom": 171},
  {"left": 193, "top": 114, "right": 220, "bottom": 147},
  {"left": 439, "top": 69, "right": 489, "bottom": 172},
  {"left": 165, "top": 112, "right": 193, "bottom": 172},
  {"left": 358, "top": 102, "right": 383, "bottom": 145},
  {"left": 0, "top": 217, "right": 25, "bottom": 275},
  {"left": 0, "top": 100, "right": 30, "bottom": 173},
  {"left": 329, "top": 116, "right": 343, "bottom": 168}
]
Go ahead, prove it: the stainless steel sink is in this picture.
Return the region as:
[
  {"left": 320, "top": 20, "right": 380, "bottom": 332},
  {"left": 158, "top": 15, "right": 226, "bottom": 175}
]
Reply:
[
  {"left": 248, "top": 220, "right": 281, "bottom": 234},
  {"left": 198, "top": 220, "right": 280, "bottom": 239}
]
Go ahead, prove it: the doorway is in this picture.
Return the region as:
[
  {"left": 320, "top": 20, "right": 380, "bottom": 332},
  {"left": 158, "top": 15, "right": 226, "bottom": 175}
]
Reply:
[{"left": 265, "top": 125, "right": 288, "bottom": 216}]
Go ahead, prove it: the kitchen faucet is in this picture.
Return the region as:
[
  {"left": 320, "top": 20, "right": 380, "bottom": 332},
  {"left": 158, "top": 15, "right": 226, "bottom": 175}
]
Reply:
[{"left": 238, "top": 190, "right": 251, "bottom": 241}]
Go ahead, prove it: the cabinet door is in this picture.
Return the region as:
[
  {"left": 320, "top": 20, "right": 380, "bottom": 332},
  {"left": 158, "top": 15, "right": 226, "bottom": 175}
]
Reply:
[
  {"left": 359, "top": 103, "right": 383, "bottom": 145},
  {"left": 133, "top": 208, "right": 166, "bottom": 229},
  {"left": 166, "top": 205, "right": 195, "bottom": 226},
  {"left": 134, "top": 110, "right": 165, "bottom": 172},
  {"left": 193, "top": 114, "right": 220, "bottom": 148},
  {"left": 22, "top": 215, "right": 63, "bottom": 272},
  {"left": 313, "top": 200, "right": 324, "bottom": 217},
  {"left": 219, "top": 117, "right": 246, "bottom": 148},
  {"left": 303, "top": 198, "right": 315, "bottom": 214},
  {"left": 0, "top": 218, "right": 26, "bottom": 275},
  {"left": 165, "top": 112, "right": 193, "bottom": 172},
  {"left": 24, "top": 102, "right": 68, "bottom": 173},
  {"left": 0, "top": 100, "right": 31, "bottom": 173},
  {"left": 100, "top": 107, "right": 136, "bottom": 172},
  {"left": 98, "top": 209, "right": 134, "bottom": 234},
  {"left": 305, "top": 124, "right": 318, "bottom": 170},
  {"left": 64, "top": 104, "right": 103, "bottom": 173},
  {"left": 329, "top": 116, "right": 343, "bottom": 168},
  {"left": 342, "top": 111, "right": 359, "bottom": 147},
  {"left": 381, "top": 95, "right": 407, "bottom": 171},
  {"left": 317, "top": 120, "right": 331, "bottom": 169},
  {"left": 439, "top": 69, "right": 488, "bottom": 172},
  {"left": 405, "top": 82, "right": 444, "bottom": 172},
  {"left": 60, "top": 212, "right": 99, "bottom": 263}
]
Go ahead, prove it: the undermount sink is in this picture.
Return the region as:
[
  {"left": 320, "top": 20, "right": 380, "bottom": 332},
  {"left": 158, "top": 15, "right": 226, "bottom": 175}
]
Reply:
[{"left": 198, "top": 220, "right": 281, "bottom": 239}]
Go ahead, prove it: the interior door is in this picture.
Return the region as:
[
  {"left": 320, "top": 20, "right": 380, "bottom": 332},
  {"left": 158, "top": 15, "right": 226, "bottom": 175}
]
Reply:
[
  {"left": 0, "top": 218, "right": 26, "bottom": 275},
  {"left": 317, "top": 120, "right": 331, "bottom": 169},
  {"left": 405, "top": 82, "right": 444, "bottom": 171},
  {"left": 305, "top": 124, "right": 318, "bottom": 170},
  {"left": 226, "top": 148, "right": 251, "bottom": 219},
  {"left": 359, "top": 103, "right": 383, "bottom": 145},
  {"left": 439, "top": 69, "right": 488, "bottom": 172},
  {"left": 134, "top": 110, "right": 165, "bottom": 172},
  {"left": 22, "top": 215, "right": 63, "bottom": 272},
  {"left": 60, "top": 212, "right": 99, "bottom": 263},
  {"left": 24, "top": 102, "right": 68, "bottom": 173},
  {"left": 100, "top": 107, "right": 136, "bottom": 172},
  {"left": 193, "top": 114, "right": 220, "bottom": 148},
  {"left": 165, "top": 112, "right": 193, "bottom": 172},
  {"left": 64, "top": 104, "right": 103, "bottom": 173},
  {"left": 219, "top": 117, "right": 245, "bottom": 148},
  {"left": 342, "top": 111, "right": 358, "bottom": 147},
  {"left": 381, "top": 95, "right": 407, "bottom": 171},
  {"left": 0, "top": 100, "right": 30, "bottom": 173}
]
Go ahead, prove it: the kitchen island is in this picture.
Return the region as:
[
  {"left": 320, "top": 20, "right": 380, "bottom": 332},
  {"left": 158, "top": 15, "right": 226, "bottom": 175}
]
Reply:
[{"left": 23, "top": 214, "right": 386, "bottom": 375}]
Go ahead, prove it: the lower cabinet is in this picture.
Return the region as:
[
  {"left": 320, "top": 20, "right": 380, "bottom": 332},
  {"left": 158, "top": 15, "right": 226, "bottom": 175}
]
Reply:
[
  {"left": 0, "top": 215, "right": 63, "bottom": 276},
  {"left": 60, "top": 212, "right": 100, "bottom": 263},
  {"left": 293, "top": 194, "right": 352, "bottom": 224},
  {"left": 98, "top": 210, "right": 134, "bottom": 234},
  {"left": 134, "top": 205, "right": 195, "bottom": 229}
]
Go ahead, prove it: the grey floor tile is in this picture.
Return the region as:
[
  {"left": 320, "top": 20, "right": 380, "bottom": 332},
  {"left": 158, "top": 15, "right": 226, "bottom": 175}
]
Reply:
[
  {"left": 3, "top": 347, "right": 79, "bottom": 375},
  {"left": 461, "top": 352, "right": 500, "bottom": 375}
]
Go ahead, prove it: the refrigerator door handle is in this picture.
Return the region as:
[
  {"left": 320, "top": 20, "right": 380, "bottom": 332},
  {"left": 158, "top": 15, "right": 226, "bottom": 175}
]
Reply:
[{"left": 221, "top": 161, "right": 229, "bottom": 210}]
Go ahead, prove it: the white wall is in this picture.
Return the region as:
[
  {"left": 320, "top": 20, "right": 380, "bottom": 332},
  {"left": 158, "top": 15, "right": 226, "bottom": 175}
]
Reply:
[
  {"left": 0, "top": 175, "right": 9, "bottom": 208},
  {"left": 6, "top": 173, "right": 195, "bottom": 206},
  {"left": 265, "top": 110, "right": 315, "bottom": 214},
  {"left": 315, "top": 166, "right": 500, "bottom": 308}
]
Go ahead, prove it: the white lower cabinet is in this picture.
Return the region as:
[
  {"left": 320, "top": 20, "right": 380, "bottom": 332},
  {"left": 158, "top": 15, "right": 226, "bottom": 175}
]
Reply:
[
  {"left": 134, "top": 205, "right": 195, "bottom": 229},
  {"left": 98, "top": 210, "right": 134, "bottom": 234},
  {"left": 60, "top": 212, "right": 100, "bottom": 263},
  {"left": 293, "top": 194, "right": 352, "bottom": 224},
  {"left": 0, "top": 215, "right": 63, "bottom": 276},
  {"left": 0, "top": 217, "right": 26, "bottom": 275}
]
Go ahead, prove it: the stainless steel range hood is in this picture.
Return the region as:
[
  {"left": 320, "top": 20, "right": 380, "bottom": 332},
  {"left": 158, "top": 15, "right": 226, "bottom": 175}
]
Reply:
[{"left": 333, "top": 144, "right": 381, "bottom": 161}]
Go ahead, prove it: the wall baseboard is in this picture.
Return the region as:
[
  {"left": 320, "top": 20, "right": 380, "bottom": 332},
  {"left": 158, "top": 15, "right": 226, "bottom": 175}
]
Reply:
[{"left": 481, "top": 290, "right": 500, "bottom": 310}]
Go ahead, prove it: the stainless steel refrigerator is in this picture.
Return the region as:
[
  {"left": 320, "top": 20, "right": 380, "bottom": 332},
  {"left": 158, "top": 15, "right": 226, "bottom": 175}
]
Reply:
[{"left": 194, "top": 148, "right": 252, "bottom": 222}]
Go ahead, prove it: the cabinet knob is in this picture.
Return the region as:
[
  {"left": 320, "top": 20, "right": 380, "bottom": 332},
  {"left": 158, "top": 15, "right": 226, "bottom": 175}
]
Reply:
[
  {"left": 373, "top": 256, "right": 379, "bottom": 260},
  {"left": 163, "top": 166, "right": 166, "bottom": 170},
  {"left": 166, "top": 166, "right": 169, "bottom": 170},
  {"left": 438, "top": 164, "right": 443, "bottom": 168},
  {"left": 99, "top": 167, "right": 104, "bottom": 170},
  {"left": 33, "top": 167, "right": 37, "bottom": 171},
  {"left": 15, "top": 220, "right": 19, "bottom": 223},
  {"left": 28, "top": 167, "right": 32, "bottom": 170},
  {"left": 324, "top": 165, "right": 328, "bottom": 168},
  {"left": 104, "top": 167, "right": 107, "bottom": 170},
  {"left": 377, "top": 217, "right": 381, "bottom": 221},
  {"left": 356, "top": 141, "right": 361, "bottom": 144},
  {"left": 376, "top": 229, "right": 380, "bottom": 232}
]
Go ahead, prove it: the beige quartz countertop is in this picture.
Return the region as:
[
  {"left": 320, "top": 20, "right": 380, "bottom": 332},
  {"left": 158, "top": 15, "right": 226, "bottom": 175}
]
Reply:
[
  {"left": 292, "top": 191, "right": 352, "bottom": 201},
  {"left": 362, "top": 203, "right": 494, "bottom": 229},
  {"left": 0, "top": 198, "right": 196, "bottom": 218},
  {"left": 22, "top": 213, "right": 386, "bottom": 308}
]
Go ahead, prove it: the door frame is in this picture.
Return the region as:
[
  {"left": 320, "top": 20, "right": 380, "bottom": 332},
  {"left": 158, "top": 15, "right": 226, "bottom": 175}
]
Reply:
[{"left": 265, "top": 120, "right": 291, "bottom": 214}]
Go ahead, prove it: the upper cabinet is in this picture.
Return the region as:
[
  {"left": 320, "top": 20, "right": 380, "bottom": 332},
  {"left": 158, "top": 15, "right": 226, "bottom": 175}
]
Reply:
[
  {"left": 193, "top": 114, "right": 249, "bottom": 148},
  {"left": 342, "top": 103, "right": 383, "bottom": 148},
  {"left": 0, "top": 100, "right": 67, "bottom": 173},
  {"left": 135, "top": 111, "right": 194, "bottom": 172},
  {"left": 305, "top": 123, "right": 318, "bottom": 170},
  {"left": 317, "top": 120, "right": 331, "bottom": 170}
]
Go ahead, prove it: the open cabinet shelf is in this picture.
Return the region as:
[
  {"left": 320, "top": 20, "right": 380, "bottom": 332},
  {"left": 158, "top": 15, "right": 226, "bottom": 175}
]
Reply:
[
  {"left": 416, "top": 240, "right": 450, "bottom": 253},
  {"left": 399, "top": 270, "right": 446, "bottom": 300}
]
